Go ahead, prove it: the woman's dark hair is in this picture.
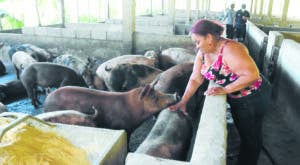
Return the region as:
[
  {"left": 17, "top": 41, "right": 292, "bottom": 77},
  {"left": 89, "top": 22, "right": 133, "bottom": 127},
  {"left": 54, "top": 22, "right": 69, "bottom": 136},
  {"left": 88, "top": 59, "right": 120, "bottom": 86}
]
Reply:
[{"left": 190, "top": 19, "right": 224, "bottom": 37}]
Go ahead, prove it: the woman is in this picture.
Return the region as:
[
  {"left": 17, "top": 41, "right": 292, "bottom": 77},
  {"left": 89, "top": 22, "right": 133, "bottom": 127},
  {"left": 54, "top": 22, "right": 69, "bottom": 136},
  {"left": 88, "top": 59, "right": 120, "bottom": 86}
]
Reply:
[{"left": 169, "top": 19, "right": 271, "bottom": 165}]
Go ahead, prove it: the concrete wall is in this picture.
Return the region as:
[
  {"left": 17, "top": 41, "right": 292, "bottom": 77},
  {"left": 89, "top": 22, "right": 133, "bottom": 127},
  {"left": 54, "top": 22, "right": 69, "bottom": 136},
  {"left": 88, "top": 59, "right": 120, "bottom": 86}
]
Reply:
[
  {"left": 136, "top": 16, "right": 174, "bottom": 35},
  {"left": 233, "top": 22, "right": 300, "bottom": 164},
  {"left": 281, "top": 32, "right": 300, "bottom": 43},
  {"left": 126, "top": 81, "right": 227, "bottom": 165},
  {"left": 190, "top": 82, "right": 227, "bottom": 165},
  {"left": 257, "top": 24, "right": 300, "bottom": 35},
  {"left": 262, "top": 31, "right": 284, "bottom": 82},
  {"left": 0, "top": 10, "right": 226, "bottom": 63},
  {"left": 262, "top": 39, "right": 300, "bottom": 165},
  {"left": 0, "top": 32, "right": 124, "bottom": 62},
  {"left": 0, "top": 21, "right": 194, "bottom": 63},
  {"left": 261, "top": 31, "right": 300, "bottom": 83},
  {"left": 133, "top": 32, "right": 193, "bottom": 54},
  {"left": 175, "top": 10, "right": 223, "bottom": 23},
  {"left": 246, "top": 21, "right": 268, "bottom": 71}
]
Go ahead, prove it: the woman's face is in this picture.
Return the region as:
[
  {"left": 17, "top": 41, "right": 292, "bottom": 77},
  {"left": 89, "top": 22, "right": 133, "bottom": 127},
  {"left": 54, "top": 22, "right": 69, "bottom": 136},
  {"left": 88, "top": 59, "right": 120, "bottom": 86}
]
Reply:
[{"left": 191, "top": 33, "right": 209, "bottom": 54}]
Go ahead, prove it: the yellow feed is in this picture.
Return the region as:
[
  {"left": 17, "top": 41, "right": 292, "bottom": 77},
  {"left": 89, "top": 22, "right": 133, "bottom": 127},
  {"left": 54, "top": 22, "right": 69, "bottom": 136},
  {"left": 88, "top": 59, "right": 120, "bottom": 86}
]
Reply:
[{"left": 0, "top": 118, "right": 91, "bottom": 165}]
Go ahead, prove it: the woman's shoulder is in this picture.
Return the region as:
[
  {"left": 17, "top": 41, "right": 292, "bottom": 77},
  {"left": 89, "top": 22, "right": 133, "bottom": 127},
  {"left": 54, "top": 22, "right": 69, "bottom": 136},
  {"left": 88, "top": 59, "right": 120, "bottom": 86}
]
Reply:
[
  {"left": 223, "top": 40, "right": 249, "bottom": 57},
  {"left": 224, "top": 40, "right": 247, "bottom": 51}
]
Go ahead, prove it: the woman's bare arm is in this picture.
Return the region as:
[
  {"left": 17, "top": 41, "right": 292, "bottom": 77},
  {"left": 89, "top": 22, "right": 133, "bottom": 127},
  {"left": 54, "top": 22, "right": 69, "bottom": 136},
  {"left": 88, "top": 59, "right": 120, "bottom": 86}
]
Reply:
[
  {"left": 169, "top": 50, "right": 205, "bottom": 112},
  {"left": 223, "top": 42, "right": 260, "bottom": 93}
]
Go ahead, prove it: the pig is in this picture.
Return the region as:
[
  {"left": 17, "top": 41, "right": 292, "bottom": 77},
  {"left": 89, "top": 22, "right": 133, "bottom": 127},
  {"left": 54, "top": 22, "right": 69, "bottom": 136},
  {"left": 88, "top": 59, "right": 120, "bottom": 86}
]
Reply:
[
  {"left": 81, "top": 57, "right": 107, "bottom": 90},
  {"left": 96, "top": 55, "right": 159, "bottom": 90},
  {"left": 158, "top": 48, "right": 195, "bottom": 70},
  {"left": 36, "top": 110, "right": 97, "bottom": 127},
  {"left": 11, "top": 51, "right": 37, "bottom": 79},
  {"left": 153, "top": 62, "right": 208, "bottom": 116},
  {"left": 9, "top": 43, "right": 53, "bottom": 62},
  {"left": 8, "top": 44, "right": 28, "bottom": 60},
  {"left": 105, "top": 63, "right": 162, "bottom": 92},
  {"left": 43, "top": 84, "right": 180, "bottom": 133},
  {"left": 20, "top": 63, "right": 87, "bottom": 108},
  {"left": 154, "top": 63, "right": 194, "bottom": 96},
  {"left": 0, "top": 60, "right": 5, "bottom": 76},
  {"left": 22, "top": 43, "right": 53, "bottom": 61},
  {"left": 0, "top": 80, "right": 27, "bottom": 102},
  {"left": 135, "top": 109, "right": 192, "bottom": 161},
  {"left": 53, "top": 54, "right": 86, "bottom": 75}
]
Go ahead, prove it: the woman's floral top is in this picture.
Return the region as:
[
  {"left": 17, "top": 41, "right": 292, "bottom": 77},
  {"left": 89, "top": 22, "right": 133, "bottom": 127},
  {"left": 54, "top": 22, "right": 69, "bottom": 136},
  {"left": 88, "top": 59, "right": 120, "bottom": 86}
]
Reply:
[{"left": 200, "top": 40, "right": 262, "bottom": 98}]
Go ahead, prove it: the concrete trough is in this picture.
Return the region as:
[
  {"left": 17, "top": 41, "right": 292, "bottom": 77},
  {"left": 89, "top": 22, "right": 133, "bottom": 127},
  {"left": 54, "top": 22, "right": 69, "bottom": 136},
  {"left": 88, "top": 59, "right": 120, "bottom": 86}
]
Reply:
[
  {"left": 55, "top": 124, "right": 127, "bottom": 165},
  {"left": 262, "top": 39, "right": 300, "bottom": 164},
  {"left": 0, "top": 112, "right": 127, "bottom": 165},
  {"left": 262, "top": 30, "right": 300, "bottom": 83},
  {"left": 262, "top": 31, "right": 284, "bottom": 82},
  {"left": 246, "top": 21, "right": 268, "bottom": 71},
  {"left": 126, "top": 81, "right": 227, "bottom": 165}
]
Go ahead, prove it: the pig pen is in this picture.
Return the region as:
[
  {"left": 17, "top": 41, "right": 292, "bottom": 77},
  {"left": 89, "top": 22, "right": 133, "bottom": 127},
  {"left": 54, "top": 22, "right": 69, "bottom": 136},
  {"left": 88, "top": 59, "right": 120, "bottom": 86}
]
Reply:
[{"left": 0, "top": 61, "right": 239, "bottom": 164}]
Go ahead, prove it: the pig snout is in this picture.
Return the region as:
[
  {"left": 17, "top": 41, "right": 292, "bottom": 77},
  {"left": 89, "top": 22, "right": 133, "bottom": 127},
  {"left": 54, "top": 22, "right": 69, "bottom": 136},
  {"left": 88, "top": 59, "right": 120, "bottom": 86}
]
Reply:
[{"left": 166, "top": 92, "right": 181, "bottom": 106}]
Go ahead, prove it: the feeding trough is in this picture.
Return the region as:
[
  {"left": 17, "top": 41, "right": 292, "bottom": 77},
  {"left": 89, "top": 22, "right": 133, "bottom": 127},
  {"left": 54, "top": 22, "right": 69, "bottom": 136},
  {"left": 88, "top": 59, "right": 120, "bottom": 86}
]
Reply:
[{"left": 0, "top": 112, "right": 127, "bottom": 165}]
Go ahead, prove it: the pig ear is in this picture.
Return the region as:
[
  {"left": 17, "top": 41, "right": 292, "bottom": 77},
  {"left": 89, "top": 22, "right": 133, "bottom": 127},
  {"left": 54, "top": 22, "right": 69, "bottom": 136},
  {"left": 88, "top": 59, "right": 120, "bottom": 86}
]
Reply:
[{"left": 139, "top": 85, "right": 151, "bottom": 100}]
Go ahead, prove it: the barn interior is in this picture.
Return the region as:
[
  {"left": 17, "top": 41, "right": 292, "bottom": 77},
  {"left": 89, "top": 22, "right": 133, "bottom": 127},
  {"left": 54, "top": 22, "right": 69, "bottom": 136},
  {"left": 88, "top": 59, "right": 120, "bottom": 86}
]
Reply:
[{"left": 0, "top": 0, "right": 300, "bottom": 165}]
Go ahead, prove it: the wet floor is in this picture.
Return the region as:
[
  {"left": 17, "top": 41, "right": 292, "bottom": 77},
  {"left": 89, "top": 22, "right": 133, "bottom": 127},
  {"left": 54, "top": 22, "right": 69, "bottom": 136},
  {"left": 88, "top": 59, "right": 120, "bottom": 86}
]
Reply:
[{"left": 0, "top": 62, "right": 43, "bottom": 115}]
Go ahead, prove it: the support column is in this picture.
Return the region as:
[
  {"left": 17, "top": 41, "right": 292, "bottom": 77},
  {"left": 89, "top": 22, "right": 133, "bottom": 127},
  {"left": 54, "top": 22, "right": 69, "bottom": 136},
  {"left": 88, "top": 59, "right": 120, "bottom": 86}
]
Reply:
[
  {"left": 168, "top": 0, "right": 175, "bottom": 34},
  {"left": 107, "top": 0, "right": 110, "bottom": 19},
  {"left": 162, "top": 0, "right": 165, "bottom": 15},
  {"left": 259, "top": 0, "right": 264, "bottom": 17},
  {"left": 61, "top": 0, "right": 65, "bottom": 27},
  {"left": 0, "top": 18, "right": 2, "bottom": 30},
  {"left": 253, "top": 0, "right": 257, "bottom": 15},
  {"left": 267, "top": 0, "right": 273, "bottom": 17},
  {"left": 196, "top": 0, "right": 200, "bottom": 19},
  {"left": 201, "top": 0, "right": 205, "bottom": 11},
  {"left": 186, "top": 0, "right": 191, "bottom": 24},
  {"left": 150, "top": 0, "right": 153, "bottom": 16},
  {"left": 207, "top": 0, "right": 210, "bottom": 11},
  {"left": 281, "top": 0, "right": 289, "bottom": 24},
  {"left": 35, "top": 0, "right": 41, "bottom": 26},
  {"left": 122, "top": 0, "right": 135, "bottom": 54},
  {"left": 76, "top": 0, "right": 79, "bottom": 23}
]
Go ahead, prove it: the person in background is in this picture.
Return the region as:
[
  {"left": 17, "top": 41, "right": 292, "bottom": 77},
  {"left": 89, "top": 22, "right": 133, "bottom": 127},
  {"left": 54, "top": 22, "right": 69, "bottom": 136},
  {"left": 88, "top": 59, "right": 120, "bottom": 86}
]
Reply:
[
  {"left": 223, "top": 3, "right": 235, "bottom": 39},
  {"left": 169, "top": 19, "right": 271, "bottom": 165},
  {"left": 235, "top": 4, "right": 250, "bottom": 42}
]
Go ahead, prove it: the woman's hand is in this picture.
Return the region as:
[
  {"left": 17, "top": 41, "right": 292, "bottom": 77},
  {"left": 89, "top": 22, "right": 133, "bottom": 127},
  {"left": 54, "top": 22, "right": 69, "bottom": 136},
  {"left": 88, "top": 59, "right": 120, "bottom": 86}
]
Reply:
[
  {"left": 168, "top": 101, "right": 188, "bottom": 116},
  {"left": 205, "top": 87, "right": 228, "bottom": 96}
]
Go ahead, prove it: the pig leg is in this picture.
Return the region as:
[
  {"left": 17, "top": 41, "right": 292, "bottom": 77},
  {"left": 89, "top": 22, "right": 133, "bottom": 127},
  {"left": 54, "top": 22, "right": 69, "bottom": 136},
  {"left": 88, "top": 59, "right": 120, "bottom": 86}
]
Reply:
[
  {"left": 33, "top": 87, "right": 42, "bottom": 106},
  {"left": 22, "top": 82, "right": 35, "bottom": 108},
  {"left": 25, "top": 87, "right": 36, "bottom": 108},
  {"left": 32, "top": 87, "right": 39, "bottom": 108},
  {"left": 14, "top": 65, "right": 20, "bottom": 79}
]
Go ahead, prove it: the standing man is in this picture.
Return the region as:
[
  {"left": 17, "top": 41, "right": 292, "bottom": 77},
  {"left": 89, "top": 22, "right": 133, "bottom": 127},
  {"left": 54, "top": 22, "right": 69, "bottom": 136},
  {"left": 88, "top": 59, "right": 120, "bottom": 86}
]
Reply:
[
  {"left": 235, "top": 4, "right": 250, "bottom": 42},
  {"left": 223, "top": 3, "right": 235, "bottom": 39}
]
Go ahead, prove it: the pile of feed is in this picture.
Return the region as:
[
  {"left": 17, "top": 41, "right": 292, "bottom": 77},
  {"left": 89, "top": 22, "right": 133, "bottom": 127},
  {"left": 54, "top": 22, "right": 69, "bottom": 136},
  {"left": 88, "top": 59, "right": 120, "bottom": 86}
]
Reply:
[{"left": 0, "top": 117, "right": 91, "bottom": 165}]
